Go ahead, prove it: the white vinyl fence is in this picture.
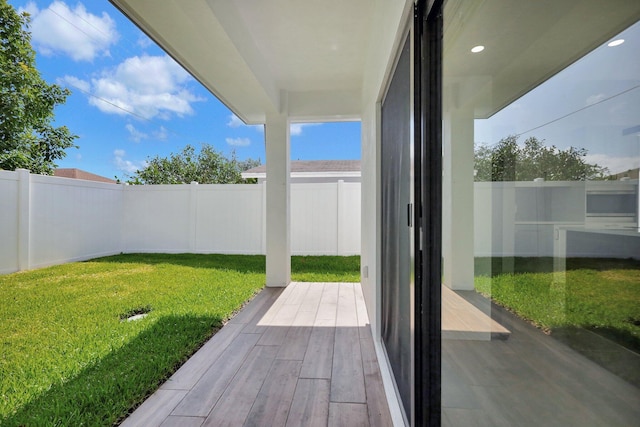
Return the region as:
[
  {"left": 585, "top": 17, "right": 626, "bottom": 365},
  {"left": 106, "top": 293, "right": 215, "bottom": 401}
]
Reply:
[
  {"left": 2, "top": 169, "right": 636, "bottom": 274},
  {"left": 0, "top": 169, "right": 361, "bottom": 274}
]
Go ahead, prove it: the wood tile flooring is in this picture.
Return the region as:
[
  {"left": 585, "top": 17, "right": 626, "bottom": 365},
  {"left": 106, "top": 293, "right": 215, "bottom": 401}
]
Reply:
[{"left": 121, "top": 283, "right": 393, "bottom": 427}]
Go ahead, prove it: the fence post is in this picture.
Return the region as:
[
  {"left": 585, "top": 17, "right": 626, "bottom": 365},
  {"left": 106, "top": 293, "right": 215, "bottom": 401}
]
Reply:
[
  {"left": 189, "top": 182, "right": 198, "bottom": 252},
  {"left": 337, "top": 180, "right": 344, "bottom": 256},
  {"left": 17, "top": 169, "right": 30, "bottom": 271}
]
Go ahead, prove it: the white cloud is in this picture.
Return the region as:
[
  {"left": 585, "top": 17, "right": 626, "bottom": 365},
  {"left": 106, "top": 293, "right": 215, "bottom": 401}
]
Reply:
[
  {"left": 137, "top": 34, "right": 153, "bottom": 49},
  {"left": 154, "top": 126, "right": 168, "bottom": 140},
  {"left": 584, "top": 153, "right": 640, "bottom": 175},
  {"left": 125, "top": 124, "right": 169, "bottom": 142},
  {"left": 69, "top": 55, "right": 203, "bottom": 119},
  {"left": 125, "top": 124, "right": 148, "bottom": 143},
  {"left": 59, "top": 75, "right": 90, "bottom": 93},
  {"left": 113, "top": 149, "right": 145, "bottom": 174},
  {"left": 226, "top": 137, "right": 251, "bottom": 147},
  {"left": 226, "top": 114, "right": 263, "bottom": 131},
  {"left": 227, "top": 114, "right": 243, "bottom": 128},
  {"left": 25, "top": 1, "right": 118, "bottom": 61},
  {"left": 290, "top": 123, "right": 321, "bottom": 136}
]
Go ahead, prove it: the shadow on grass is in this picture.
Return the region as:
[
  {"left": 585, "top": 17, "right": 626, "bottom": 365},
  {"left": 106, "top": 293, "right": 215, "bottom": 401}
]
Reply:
[
  {"left": 2, "top": 314, "right": 222, "bottom": 427},
  {"left": 89, "top": 253, "right": 267, "bottom": 274},
  {"left": 553, "top": 326, "right": 640, "bottom": 388},
  {"left": 475, "top": 257, "right": 640, "bottom": 276}
]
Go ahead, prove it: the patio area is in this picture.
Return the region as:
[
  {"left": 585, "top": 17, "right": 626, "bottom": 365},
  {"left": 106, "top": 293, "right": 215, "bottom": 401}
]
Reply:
[
  {"left": 121, "top": 279, "right": 640, "bottom": 426},
  {"left": 121, "top": 282, "right": 393, "bottom": 427}
]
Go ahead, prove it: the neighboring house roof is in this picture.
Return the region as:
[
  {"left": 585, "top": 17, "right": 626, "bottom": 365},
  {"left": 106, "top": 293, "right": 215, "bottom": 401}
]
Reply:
[
  {"left": 610, "top": 167, "right": 639, "bottom": 180},
  {"left": 54, "top": 168, "right": 117, "bottom": 184},
  {"left": 242, "top": 160, "right": 361, "bottom": 179}
]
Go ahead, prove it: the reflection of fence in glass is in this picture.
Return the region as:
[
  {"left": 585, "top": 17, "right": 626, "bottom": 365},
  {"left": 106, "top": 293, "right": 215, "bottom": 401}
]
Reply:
[{"left": 474, "top": 180, "right": 639, "bottom": 258}]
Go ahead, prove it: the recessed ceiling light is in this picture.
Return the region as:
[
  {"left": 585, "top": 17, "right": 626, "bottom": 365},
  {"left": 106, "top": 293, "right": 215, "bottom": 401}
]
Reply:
[
  {"left": 608, "top": 39, "right": 624, "bottom": 47},
  {"left": 471, "top": 45, "right": 485, "bottom": 53}
]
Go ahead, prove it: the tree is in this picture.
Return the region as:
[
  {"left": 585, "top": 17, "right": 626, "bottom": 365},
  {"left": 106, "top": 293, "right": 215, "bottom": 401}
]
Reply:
[
  {"left": 0, "top": 1, "right": 77, "bottom": 174},
  {"left": 474, "top": 135, "right": 609, "bottom": 181},
  {"left": 127, "top": 143, "right": 260, "bottom": 184}
]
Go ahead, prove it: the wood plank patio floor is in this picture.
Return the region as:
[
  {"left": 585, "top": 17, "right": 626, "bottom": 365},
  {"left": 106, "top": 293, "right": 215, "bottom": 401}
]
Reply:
[
  {"left": 122, "top": 281, "right": 640, "bottom": 426},
  {"left": 121, "top": 282, "right": 393, "bottom": 427}
]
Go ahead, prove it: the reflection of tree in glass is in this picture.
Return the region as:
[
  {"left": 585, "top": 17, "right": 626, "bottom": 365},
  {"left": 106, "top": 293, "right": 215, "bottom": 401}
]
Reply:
[{"left": 474, "top": 135, "right": 609, "bottom": 182}]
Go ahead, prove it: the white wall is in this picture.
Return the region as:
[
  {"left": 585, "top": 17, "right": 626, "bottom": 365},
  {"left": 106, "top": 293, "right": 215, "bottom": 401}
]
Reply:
[
  {"left": 0, "top": 171, "right": 362, "bottom": 274},
  {"left": 359, "top": 2, "right": 415, "bottom": 426},
  {"left": 360, "top": 0, "right": 413, "bottom": 337}
]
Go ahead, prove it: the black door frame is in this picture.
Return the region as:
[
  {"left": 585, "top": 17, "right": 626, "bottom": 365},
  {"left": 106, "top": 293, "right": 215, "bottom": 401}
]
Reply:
[{"left": 414, "top": 1, "right": 442, "bottom": 426}]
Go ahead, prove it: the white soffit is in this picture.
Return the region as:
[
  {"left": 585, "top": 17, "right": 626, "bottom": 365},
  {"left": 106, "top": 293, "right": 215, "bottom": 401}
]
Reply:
[
  {"left": 444, "top": 0, "right": 640, "bottom": 119},
  {"left": 110, "top": 0, "right": 372, "bottom": 123}
]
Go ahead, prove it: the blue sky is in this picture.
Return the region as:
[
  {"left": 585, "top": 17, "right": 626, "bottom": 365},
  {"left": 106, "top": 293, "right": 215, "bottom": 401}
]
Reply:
[{"left": 8, "top": 0, "right": 361, "bottom": 180}]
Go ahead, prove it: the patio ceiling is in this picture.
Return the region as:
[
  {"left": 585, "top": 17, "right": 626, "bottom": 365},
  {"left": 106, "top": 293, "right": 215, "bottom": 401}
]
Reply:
[
  {"left": 109, "top": 0, "right": 372, "bottom": 124},
  {"left": 109, "top": 0, "right": 640, "bottom": 125},
  {"left": 444, "top": 0, "right": 640, "bottom": 118}
]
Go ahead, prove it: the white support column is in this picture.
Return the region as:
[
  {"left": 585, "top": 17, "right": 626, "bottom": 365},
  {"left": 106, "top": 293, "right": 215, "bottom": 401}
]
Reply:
[
  {"left": 17, "top": 168, "right": 31, "bottom": 271},
  {"left": 442, "top": 109, "right": 475, "bottom": 290},
  {"left": 265, "top": 113, "right": 291, "bottom": 287}
]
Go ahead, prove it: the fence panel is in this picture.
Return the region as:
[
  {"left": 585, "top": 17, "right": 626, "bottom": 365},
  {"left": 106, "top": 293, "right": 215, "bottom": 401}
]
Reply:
[
  {"left": 195, "top": 184, "right": 263, "bottom": 254},
  {"left": 339, "top": 182, "right": 361, "bottom": 255},
  {"left": 0, "top": 171, "right": 20, "bottom": 273},
  {"left": 29, "top": 175, "right": 123, "bottom": 269},
  {"left": 291, "top": 183, "right": 339, "bottom": 255},
  {"left": 123, "top": 185, "right": 192, "bottom": 252}
]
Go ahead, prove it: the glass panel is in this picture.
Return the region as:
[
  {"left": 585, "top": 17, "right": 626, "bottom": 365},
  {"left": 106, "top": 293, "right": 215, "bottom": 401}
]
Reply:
[{"left": 442, "top": 1, "right": 640, "bottom": 425}]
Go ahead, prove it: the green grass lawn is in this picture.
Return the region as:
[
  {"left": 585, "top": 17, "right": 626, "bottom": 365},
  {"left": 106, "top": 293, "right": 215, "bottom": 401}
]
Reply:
[
  {"left": 475, "top": 257, "right": 640, "bottom": 352},
  {"left": 291, "top": 255, "right": 360, "bottom": 282},
  {"left": 0, "top": 254, "right": 360, "bottom": 426}
]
